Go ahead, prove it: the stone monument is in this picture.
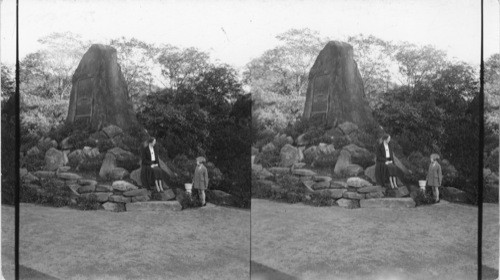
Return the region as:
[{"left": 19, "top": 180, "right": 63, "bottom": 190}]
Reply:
[
  {"left": 303, "top": 41, "right": 379, "bottom": 130},
  {"left": 66, "top": 44, "right": 139, "bottom": 131}
]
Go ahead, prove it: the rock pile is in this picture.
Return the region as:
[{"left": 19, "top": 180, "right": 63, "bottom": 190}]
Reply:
[
  {"left": 253, "top": 162, "right": 415, "bottom": 209},
  {"left": 21, "top": 168, "right": 180, "bottom": 212}
]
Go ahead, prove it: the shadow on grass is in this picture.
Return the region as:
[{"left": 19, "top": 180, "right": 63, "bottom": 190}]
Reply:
[
  {"left": 251, "top": 261, "right": 299, "bottom": 280},
  {"left": 19, "top": 264, "right": 60, "bottom": 280},
  {"left": 482, "top": 265, "right": 499, "bottom": 280}
]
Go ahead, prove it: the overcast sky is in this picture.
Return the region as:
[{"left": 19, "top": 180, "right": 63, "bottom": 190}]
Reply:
[{"left": 1, "top": 0, "right": 499, "bottom": 70}]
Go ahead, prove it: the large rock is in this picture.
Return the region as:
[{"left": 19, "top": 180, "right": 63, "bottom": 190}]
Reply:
[
  {"left": 302, "top": 41, "right": 380, "bottom": 130},
  {"left": 108, "top": 147, "right": 138, "bottom": 170},
  {"left": 280, "top": 144, "right": 301, "bottom": 167},
  {"left": 44, "top": 147, "right": 65, "bottom": 171},
  {"left": 336, "top": 198, "right": 360, "bottom": 209},
  {"left": 317, "top": 143, "right": 335, "bottom": 155},
  {"left": 364, "top": 165, "right": 376, "bottom": 183},
  {"left": 109, "top": 167, "right": 130, "bottom": 180},
  {"left": 343, "top": 144, "right": 374, "bottom": 167},
  {"left": 316, "top": 189, "right": 346, "bottom": 199},
  {"left": 102, "top": 202, "right": 125, "bottom": 212},
  {"left": 360, "top": 198, "right": 416, "bottom": 208},
  {"left": 343, "top": 164, "right": 364, "bottom": 176},
  {"left": 151, "top": 189, "right": 176, "bottom": 201},
  {"left": 130, "top": 168, "right": 142, "bottom": 186},
  {"left": 66, "top": 44, "right": 140, "bottom": 131},
  {"left": 333, "top": 150, "right": 351, "bottom": 175},
  {"left": 441, "top": 187, "right": 470, "bottom": 203},
  {"left": 112, "top": 180, "right": 138, "bottom": 192},
  {"left": 126, "top": 201, "right": 182, "bottom": 212},
  {"left": 346, "top": 177, "right": 372, "bottom": 188},
  {"left": 99, "top": 153, "right": 116, "bottom": 179}
]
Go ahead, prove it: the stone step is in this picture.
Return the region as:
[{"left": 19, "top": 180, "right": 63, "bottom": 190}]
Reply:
[
  {"left": 126, "top": 201, "right": 182, "bottom": 212},
  {"left": 359, "top": 198, "right": 416, "bottom": 208}
]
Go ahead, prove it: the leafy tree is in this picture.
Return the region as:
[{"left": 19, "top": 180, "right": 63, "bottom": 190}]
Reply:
[
  {"left": 109, "top": 37, "right": 161, "bottom": 108},
  {"left": 347, "top": 34, "right": 394, "bottom": 107},
  {"left": 2, "top": 65, "right": 16, "bottom": 204},
  {"left": 244, "top": 28, "right": 326, "bottom": 97},
  {"left": 391, "top": 42, "right": 448, "bottom": 90},
  {"left": 485, "top": 53, "right": 500, "bottom": 125},
  {"left": 157, "top": 45, "right": 211, "bottom": 90}
]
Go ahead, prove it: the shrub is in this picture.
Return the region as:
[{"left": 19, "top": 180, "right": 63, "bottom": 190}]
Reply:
[
  {"left": 20, "top": 178, "right": 74, "bottom": 207},
  {"left": 304, "top": 193, "right": 337, "bottom": 207},
  {"left": 21, "top": 153, "right": 46, "bottom": 172},
  {"left": 413, "top": 188, "right": 436, "bottom": 206},
  {"left": 178, "top": 189, "right": 202, "bottom": 209},
  {"left": 254, "top": 150, "right": 280, "bottom": 168},
  {"left": 74, "top": 194, "right": 103, "bottom": 211}
]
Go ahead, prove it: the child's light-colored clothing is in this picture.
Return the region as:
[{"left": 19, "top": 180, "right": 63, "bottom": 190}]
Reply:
[{"left": 426, "top": 162, "right": 443, "bottom": 187}]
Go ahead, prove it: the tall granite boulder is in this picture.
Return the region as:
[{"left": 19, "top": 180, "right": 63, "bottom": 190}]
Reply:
[
  {"left": 66, "top": 44, "right": 139, "bottom": 131},
  {"left": 303, "top": 41, "right": 380, "bottom": 131}
]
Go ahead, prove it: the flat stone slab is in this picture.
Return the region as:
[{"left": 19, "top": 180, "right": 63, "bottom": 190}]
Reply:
[
  {"left": 313, "top": 176, "right": 332, "bottom": 183},
  {"left": 346, "top": 177, "right": 372, "bottom": 188},
  {"left": 268, "top": 167, "right": 290, "bottom": 175},
  {"left": 57, "top": 172, "right": 82, "bottom": 180},
  {"left": 360, "top": 198, "right": 416, "bottom": 208},
  {"left": 357, "top": 185, "right": 385, "bottom": 193},
  {"left": 123, "top": 188, "right": 150, "bottom": 197},
  {"left": 292, "top": 169, "right": 317, "bottom": 176},
  {"left": 342, "top": 191, "right": 366, "bottom": 200},
  {"left": 311, "top": 181, "right": 332, "bottom": 190},
  {"left": 77, "top": 184, "right": 96, "bottom": 194},
  {"left": 33, "top": 171, "right": 56, "bottom": 179},
  {"left": 330, "top": 181, "right": 348, "bottom": 189},
  {"left": 315, "top": 189, "right": 346, "bottom": 199},
  {"left": 126, "top": 201, "right": 182, "bottom": 212},
  {"left": 366, "top": 191, "right": 385, "bottom": 199},
  {"left": 109, "top": 195, "right": 132, "bottom": 203}
]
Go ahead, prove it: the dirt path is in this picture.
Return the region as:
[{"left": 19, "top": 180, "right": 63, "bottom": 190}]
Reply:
[
  {"left": 251, "top": 199, "right": 498, "bottom": 280},
  {"left": 2, "top": 203, "right": 250, "bottom": 280}
]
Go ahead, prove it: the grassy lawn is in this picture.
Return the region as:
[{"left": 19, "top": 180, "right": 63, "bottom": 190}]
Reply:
[
  {"left": 2, "top": 203, "right": 250, "bottom": 280},
  {"left": 251, "top": 199, "right": 498, "bottom": 280}
]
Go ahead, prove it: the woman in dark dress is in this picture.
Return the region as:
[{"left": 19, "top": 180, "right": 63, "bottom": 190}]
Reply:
[
  {"left": 375, "top": 134, "right": 399, "bottom": 189},
  {"left": 140, "top": 137, "right": 164, "bottom": 192}
]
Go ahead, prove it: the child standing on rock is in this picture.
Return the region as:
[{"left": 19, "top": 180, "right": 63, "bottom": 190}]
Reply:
[{"left": 426, "top": 153, "right": 443, "bottom": 203}]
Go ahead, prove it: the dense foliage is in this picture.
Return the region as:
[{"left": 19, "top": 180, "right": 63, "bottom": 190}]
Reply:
[
  {"left": 138, "top": 65, "right": 251, "bottom": 208},
  {"left": 1, "top": 66, "right": 17, "bottom": 204}
]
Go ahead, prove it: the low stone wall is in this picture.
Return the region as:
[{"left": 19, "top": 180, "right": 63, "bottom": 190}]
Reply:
[
  {"left": 22, "top": 169, "right": 179, "bottom": 212},
  {"left": 254, "top": 166, "right": 415, "bottom": 209}
]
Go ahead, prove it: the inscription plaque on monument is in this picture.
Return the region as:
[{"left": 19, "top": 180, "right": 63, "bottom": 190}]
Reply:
[
  {"left": 74, "top": 78, "right": 94, "bottom": 121},
  {"left": 311, "top": 75, "right": 330, "bottom": 114}
]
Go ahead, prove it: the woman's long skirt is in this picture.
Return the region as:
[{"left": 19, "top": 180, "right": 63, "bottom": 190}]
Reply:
[
  {"left": 140, "top": 165, "right": 162, "bottom": 189},
  {"left": 375, "top": 162, "right": 389, "bottom": 187}
]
